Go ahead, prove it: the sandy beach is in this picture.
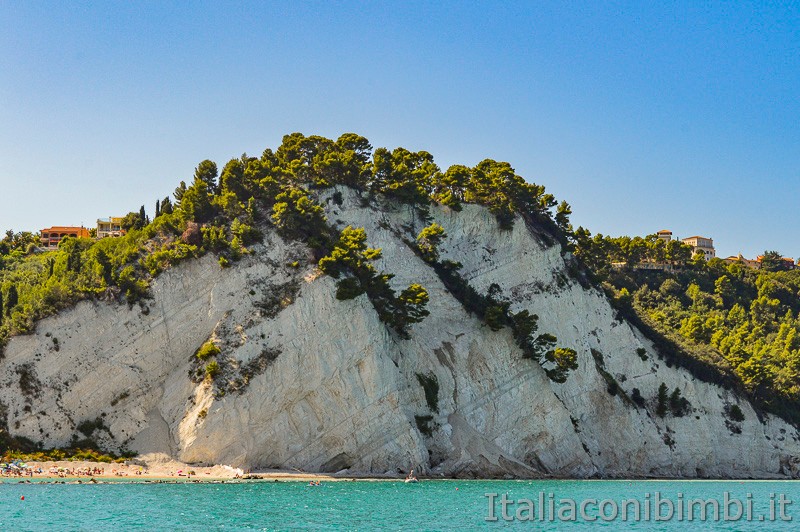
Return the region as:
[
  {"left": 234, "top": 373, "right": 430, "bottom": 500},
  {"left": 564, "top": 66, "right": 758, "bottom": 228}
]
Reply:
[{"left": 1, "top": 453, "right": 398, "bottom": 482}]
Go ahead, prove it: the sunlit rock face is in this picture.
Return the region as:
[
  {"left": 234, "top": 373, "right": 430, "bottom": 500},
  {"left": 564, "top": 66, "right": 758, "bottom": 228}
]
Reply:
[{"left": 3, "top": 187, "right": 798, "bottom": 478}]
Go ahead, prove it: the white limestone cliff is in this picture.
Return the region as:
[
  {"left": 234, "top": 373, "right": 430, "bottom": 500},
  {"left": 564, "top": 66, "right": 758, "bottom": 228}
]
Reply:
[{"left": 2, "top": 187, "right": 798, "bottom": 478}]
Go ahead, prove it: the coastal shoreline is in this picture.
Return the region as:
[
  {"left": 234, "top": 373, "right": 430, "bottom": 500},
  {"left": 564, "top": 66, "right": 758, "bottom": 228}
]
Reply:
[
  {"left": 2, "top": 450, "right": 792, "bottom": 484},
  {"left": 0, "top": 453, "right": 406, "bottom": 483},
  {"left": 2, "top": 457, "right": 792, "bottom": 484}
]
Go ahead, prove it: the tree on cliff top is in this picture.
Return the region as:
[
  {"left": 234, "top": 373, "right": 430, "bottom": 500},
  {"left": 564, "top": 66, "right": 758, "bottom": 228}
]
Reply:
[{"left": 760, "top": 250, "right": 791, "bottom": 272}]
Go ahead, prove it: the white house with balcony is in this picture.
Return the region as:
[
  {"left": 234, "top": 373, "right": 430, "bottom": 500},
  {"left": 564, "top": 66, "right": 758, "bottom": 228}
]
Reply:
[{"left": 681, "top": 235, "right": 715, "bottom": 260}]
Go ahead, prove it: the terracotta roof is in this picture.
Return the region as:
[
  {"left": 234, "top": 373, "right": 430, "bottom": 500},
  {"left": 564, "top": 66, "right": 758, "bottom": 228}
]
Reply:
[{"left": 41, "top": 226, "right": 88, "bottom": 232}]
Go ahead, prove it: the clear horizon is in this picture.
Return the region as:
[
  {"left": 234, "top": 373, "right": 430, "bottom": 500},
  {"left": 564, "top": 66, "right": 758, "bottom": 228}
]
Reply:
[{"left": 1, "top": 1, "right": 798, "bottom": 259}]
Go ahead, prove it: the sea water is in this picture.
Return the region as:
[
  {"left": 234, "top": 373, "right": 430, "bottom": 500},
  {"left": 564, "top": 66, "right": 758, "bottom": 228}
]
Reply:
[{"left": 1, "top": 479, "right": 799, "bottom": 530}]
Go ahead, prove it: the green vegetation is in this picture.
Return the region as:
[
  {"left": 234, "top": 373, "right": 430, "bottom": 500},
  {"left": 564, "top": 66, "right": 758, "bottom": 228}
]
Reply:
[
  {"left": 589, "top": 348, "right": 631, "bottom": 402},
  {"left": 205, "top": 360, "right": 220, "bottom": 379},
  {"left": 198, "top": 346, "right": 283, "bottom": 398},
  {"left": 547, "top": 347, "right": 579, "bottom": 383},
  {"left": 656, "top": 382, "right": 669, "bottom": 418},
  {"left": 76, "top": 417, "right": 110, "bottom": 438},
  {"left": 416, "top": 223, "right": 446, "bottom": 262},
  {"left": 1, "top": 214, "right": 212, "bottom": 354},
  {"left": 4, "top": 132, "right": 572, "bottom": 352},
  {"left": 669, "top": 387, "right": 690, "bottom": 417},
  {"left": 414, "top": 414, "right": 435, "bottom": 437},
  {"left": 572, "top": 228, "right": 800, "bottom": 424},
  {"left": 1, "top": 447, "right": 130, "bottom": 464},
  {"left": 319, "top": 226, "right": 429, "bottom": 337},
  {"left": 0, "top": 414, "right": 132, "bottom": 461},
  {"left": 195, "top": 340, "right": 220, "bottom": 361},
  {"left": 412, "top": 225, "right": 577, "bottom": 383},
  {"left": 416, "top": 373, "right": 440, "bottom": 412},
  {"left": 572, "top": 231, "right": 695, "bottom": 277}
]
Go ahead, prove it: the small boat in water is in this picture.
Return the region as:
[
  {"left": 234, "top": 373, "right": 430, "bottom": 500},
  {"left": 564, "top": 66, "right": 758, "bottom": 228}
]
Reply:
[{"left": 404, "top": 468, "right": 418, "bottom": 483}]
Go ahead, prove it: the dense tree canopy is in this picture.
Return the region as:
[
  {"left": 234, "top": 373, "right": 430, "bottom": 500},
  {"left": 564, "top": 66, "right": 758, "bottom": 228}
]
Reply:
[
  {"left": 1, "top": 132, "right": 571, "bottom": 360},
  {"left": 574, "top": 229, "right": 800, "bottom": 423}
]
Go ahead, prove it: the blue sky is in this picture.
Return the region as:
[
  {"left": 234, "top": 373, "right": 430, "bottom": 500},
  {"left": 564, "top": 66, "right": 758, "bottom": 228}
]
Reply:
[{"left": 1, "top": 1, "right": 798, "bottom": 258}]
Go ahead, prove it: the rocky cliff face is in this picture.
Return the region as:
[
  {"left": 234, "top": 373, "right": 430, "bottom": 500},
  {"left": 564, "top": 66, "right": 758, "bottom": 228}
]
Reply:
[{"left": 2, "top": 187, "right": 799, "bottom": 478}]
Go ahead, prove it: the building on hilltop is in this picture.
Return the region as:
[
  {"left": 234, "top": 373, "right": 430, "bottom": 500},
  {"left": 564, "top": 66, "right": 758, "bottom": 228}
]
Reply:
[
  {"left": 723, "top": 254, "right": 761, "bottom": 270},
  {"left": 681, "top": 235, "right": 715, "bottom": 261},
  {"left": 722, "top": 254, "right": 796, "bottom": 270},
  {"left": 656, "top": 230, "right": 672, "bottom": 243},
  {"left": 756, "top": 255, "right": 796, "bottom": 270},
  {"left": 40, "top": 226, "right": 91, "bottom": 249},
  {"left": 97, "top": 217, "right": 125, "bottom": 239}
]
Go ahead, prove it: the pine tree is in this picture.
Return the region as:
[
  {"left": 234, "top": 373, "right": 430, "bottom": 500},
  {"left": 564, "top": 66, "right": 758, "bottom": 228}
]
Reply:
[
  {"left": 6, "top": 284, "right": 18, "bottom": 316},
  {"left": 180, "top": 181, "right": 215, "bottom": 223},
  {"left": 669, "top": 387, "right": 686, "bottom": 416},
  {"left": 656, "top": 382, "right": 669, "bottom": 417},
  {"left": 95, "top": 249, "right": 112, "bottom": 284},
  {"left": 173, "top": 181, "right": 187, "bottom": 204},
  {"left": 160, "top": 197, "right": 174, "bottom": 215},
  {"left": 67, "top": 247, "right": 81, "bottom": 273},
  {"left": 194, "top": 160, "right": 219, "bottom": 194},
  {"left": 416, "top": 223, "right": 446, "bottom": 262},
  {"left": 555, "top": 200, "right": 572, "bottom": 233}
]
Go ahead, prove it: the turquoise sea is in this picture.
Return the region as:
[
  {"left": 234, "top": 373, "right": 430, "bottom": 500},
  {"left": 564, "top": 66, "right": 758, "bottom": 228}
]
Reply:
[{"left": 1, "top": 479, "right": 799, "bottom": 530}]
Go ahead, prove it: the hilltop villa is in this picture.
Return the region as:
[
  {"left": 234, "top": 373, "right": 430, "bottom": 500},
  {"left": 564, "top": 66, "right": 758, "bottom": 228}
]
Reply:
[
  {"left": 722, "top": 254, "right": 796, "bottom": 270},
  {"left": 37, "top": 217, "right": 125, "bottom": 250},
  {"left": 97, "top": 216, "right": 125, "bottom": 239},
  {"left": 39, "top": 226, "right": 91, "bottom": 249},
  {"left": 723, "top": 254, "right": 762, "bottom": 269},
  {"left": 681, "top": 236, "right": 716, "bottom": 260},
  {"left": 656, "top": 229, "right": 672, "bottom": 243},
  {"left": 655, "top": 230, "right": 716, "bottom": 261}
]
